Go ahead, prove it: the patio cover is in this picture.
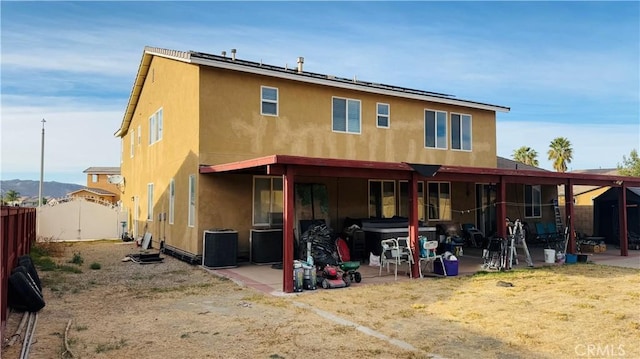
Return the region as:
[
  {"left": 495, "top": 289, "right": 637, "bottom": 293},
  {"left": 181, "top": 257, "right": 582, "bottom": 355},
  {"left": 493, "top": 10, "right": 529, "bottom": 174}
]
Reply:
[{"left": 201, "top": 154, "right": 640, "bottom": 292}]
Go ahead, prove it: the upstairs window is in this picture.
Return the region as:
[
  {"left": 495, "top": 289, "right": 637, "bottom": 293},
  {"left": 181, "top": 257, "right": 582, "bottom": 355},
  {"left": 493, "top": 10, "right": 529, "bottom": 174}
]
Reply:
[
  {"left": 425, "top": 110, "right": 447, "bottom": 149},
  {"left": 332, "top": 97, "right": 361, "bottom": 134},
  {"left": 377, "top": 103, "right": 390, "bottom": 128},
  {"left": 149, "top": 108, "right": 163, "bottom": 145},
  {"left": 130, "top": 129, "right": 135, "bottom": 158},
  {"left": 525, "top": 185, "right": 542, "bottom": 218},
  {"left": 451, "top": 113, "right": 472, "bottom": 151},
  {"left": 261, "top": 86, "right": 278, "bottom": 116}
]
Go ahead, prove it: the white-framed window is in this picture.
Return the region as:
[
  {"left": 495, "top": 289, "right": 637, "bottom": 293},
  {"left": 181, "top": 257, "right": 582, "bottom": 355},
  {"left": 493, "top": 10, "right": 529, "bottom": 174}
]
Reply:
[
  {"left": 253, "top": 176, "right": 283, "bottom": 226},
  {"left": 188, "top": 175, "right": 196, "bottom": 227},
  {"left": 137, "top": 125, "right": 141, "bottom": 144},
  {"left": 149, "top": 108, "right": 163, "bottom": 145},
  {"left": 377, "top": 103, "right": 390, "bottom": 128},
  {"left": 157, "top": 109, "right": 163, "bottom": 140},
  {"left": 425, "top": 109, "right": 447, "bottom": 149},
  {"left": 261, "top": 86, "right": 278, "bottom": 116},
  {"left": 92, "top": 174, "right": 98, "bottom": 183},
  {"left": 427, "top": 182, "right": 451, "bottom": 220},
  {"left": 368, "top": 180, "right": 396, "bottom": 218},
  {"left": 147, "top": 183, "right": 154, "bottom": 221},
  {"left": 451, "top": 113, "right": 472, "bottom": 151},
  {"left": 130, "top": 129, "right": 135, "bottom": 158},
  {"left": 133, "top": 196, "right": 139, "bottom": 238},
  {"left": 332, "top": 97, "right": 361, "bottom": 134},
  {"left": 169, "top": 178, "right": 175, "bottom": 225},
  {"left": 399, "top": 181, "right": 425, "bottom": 221},
  {"left": 525, "top": 184, "right": 542, "bottom": 218}
]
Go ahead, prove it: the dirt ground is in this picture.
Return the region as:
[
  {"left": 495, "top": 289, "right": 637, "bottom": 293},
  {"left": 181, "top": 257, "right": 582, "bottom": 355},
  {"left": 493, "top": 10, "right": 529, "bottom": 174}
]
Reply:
[{"left": 2, "top": 240, "right": 639, "bottom": 359}]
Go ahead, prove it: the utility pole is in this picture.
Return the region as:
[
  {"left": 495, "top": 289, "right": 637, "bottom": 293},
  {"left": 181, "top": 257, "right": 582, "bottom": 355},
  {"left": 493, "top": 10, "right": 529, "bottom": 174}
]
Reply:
[{"left": 38, "top": 118, "right": 46, "bottom": 235}]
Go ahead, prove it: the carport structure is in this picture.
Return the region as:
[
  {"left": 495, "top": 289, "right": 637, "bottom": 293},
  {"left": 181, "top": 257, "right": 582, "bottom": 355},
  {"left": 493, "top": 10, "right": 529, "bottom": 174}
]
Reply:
[{"left": 200, "top": 155, "right": 640, "bottom": 293}]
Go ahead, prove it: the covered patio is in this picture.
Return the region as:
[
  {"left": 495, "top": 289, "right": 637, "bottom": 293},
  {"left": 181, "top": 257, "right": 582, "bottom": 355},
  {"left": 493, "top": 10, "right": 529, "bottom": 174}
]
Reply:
[
  {"left": 200, "top": 154, "right": 640, "bottom": 293},
  {"left": 208, "top": 245, "right": 640, "bottom": 295}
]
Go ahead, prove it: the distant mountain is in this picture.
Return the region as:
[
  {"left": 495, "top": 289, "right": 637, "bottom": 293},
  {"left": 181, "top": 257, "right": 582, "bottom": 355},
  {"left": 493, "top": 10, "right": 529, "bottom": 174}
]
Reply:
[{"left": 0, "top": 179, "right": 83, "bottom": 199}]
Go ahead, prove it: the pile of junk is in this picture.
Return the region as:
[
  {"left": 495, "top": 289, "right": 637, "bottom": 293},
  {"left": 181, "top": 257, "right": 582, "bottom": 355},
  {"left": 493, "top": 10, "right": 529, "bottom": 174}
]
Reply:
[{"left": 293, "top": 223, "right": 362, "bottom": 292}]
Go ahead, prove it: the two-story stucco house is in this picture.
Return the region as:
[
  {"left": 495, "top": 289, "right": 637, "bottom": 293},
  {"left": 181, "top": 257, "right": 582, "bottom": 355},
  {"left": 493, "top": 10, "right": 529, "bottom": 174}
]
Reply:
[
  {"left": 69, "top": 167, "right": 121, "bottom": 205},
  {"left": 116, "top": 47, "right": 640, "bottom": 292}
]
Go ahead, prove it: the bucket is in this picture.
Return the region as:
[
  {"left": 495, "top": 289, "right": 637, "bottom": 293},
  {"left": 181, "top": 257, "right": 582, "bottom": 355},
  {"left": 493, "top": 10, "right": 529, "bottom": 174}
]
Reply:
[
  {"left": 577, "top": 254, "right": 589, "bottom": 263},
  {"left": 565, "top": 253, "right": 577, "bottom": 264},
  {"left": 544, "top": 249, "right": 556, "bottom": 264}
]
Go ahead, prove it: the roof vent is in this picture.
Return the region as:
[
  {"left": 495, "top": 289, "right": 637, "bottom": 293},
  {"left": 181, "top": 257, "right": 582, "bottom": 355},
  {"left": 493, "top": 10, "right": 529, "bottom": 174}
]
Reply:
[
  {"left": 231, "top": 48, "right": 236, "bottom": 61},
  {"left": 221, "top": 51, "right": 226, "bottom": 58},
  {"left": 297, "top": 57, "right": 304, "bottom": 73}
]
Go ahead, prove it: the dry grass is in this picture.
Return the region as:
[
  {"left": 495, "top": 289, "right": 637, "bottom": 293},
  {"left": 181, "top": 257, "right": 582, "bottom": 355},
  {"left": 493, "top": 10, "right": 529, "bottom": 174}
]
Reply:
[
  {"left": 4, "top": 241, "right": 638, "bottom": 359},
  {"left": 295, "top": 265, "right": 640, "bottom": 358}
]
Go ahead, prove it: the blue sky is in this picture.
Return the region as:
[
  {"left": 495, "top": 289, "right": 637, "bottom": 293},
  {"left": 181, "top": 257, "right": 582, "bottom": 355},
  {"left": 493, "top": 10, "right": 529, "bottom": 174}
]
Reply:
[{"left": 1, "top": 1, "right": 638, "bottom": 185}]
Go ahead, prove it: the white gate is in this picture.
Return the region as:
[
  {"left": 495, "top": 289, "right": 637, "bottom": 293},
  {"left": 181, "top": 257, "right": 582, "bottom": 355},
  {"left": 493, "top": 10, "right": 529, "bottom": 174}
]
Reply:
[{"left": 38, "top": 197, "right": 128, "bottom": 241}]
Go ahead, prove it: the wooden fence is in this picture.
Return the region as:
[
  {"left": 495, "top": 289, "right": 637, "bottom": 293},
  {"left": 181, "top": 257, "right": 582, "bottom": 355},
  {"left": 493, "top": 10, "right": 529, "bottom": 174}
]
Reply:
[{"left": 1, "top": 206, "right": 37, "bottom": 342}]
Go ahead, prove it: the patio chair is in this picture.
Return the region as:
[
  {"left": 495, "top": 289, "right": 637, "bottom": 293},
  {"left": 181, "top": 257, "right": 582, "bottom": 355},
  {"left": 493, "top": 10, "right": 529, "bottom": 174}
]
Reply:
[
  {"left": 534, "top": 222, "right": 550, "bottom": 244},
  {"left": 418, "top": 238, "right": 446, "bottom": 277},
  {"left": 461, "top": 223, "right": 484, "bottom": 248},
  {"left": 379, "top": 237, "right": 413, "bottom": 280}
]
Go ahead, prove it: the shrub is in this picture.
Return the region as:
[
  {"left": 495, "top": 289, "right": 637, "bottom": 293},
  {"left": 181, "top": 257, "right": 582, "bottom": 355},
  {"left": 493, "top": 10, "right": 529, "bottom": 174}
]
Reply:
[
  {"left": 70, "top": 252, "right": 84, "bottom": 266},
  {"left": 90, "top": 262, "right": 101, "bottom": 270}
]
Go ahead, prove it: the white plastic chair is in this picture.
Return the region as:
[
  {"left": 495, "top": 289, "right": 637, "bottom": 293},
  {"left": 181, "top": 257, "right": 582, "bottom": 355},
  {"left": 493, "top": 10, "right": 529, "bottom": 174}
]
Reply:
[
  {"left": 418, "top": 239, "right": 447, "bottom": 277},
  {"left": 379, "top": 237, "right": 413, "bottom": 280}
]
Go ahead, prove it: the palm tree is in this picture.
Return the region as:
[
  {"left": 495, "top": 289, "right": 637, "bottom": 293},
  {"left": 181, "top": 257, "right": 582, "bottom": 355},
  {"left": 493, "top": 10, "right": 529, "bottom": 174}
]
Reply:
[
  {"left": 4, "top": 190, "right": 20, "bottom": 203},
  {"left": 548, "top": 137, "right": 573, "bottom": 172},
  {"left": 512, "top": 146, "right": 539, "bottom": 167}
]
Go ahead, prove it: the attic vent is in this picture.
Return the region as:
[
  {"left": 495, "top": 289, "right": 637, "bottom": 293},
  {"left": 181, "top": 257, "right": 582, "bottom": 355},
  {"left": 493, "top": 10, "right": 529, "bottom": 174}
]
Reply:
[
  {"left": 221, "top": 51, "right": 226, "bottom": 57},
  {"left": 231, "top": 48, "right": 236, "bottom": 61}
]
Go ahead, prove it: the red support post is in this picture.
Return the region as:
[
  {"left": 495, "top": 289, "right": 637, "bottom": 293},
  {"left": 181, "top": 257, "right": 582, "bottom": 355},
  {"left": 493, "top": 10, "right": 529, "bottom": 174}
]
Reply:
[
  {"left": 565, "top": 181, "right": 576, "bottom": 254},
  {"left": 282, "top": 167, "right": 295, "bottom": 293},
  {"left": 409, "top": 172, "right": 420, "bottom": 277},
  {"left": 496, "top": 179, "right": 507, "bottom": 239},
  {"left": 619, "top": 185, "right": 628, "bottom": 256}
]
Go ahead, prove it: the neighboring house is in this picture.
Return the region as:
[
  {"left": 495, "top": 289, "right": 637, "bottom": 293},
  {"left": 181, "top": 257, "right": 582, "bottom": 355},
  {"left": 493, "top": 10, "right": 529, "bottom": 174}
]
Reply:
[
  {"left": 67, "top": 188, "right": 117, "bottom": 206},
  {"left": 69, "top": 167, "right": 121, "bottom": 205},
  {"left": 115, "top": 47, "right": 640, "bottom": 292},
  {"left": 558, "top": 168, "right": 619, "bottom": 236}
]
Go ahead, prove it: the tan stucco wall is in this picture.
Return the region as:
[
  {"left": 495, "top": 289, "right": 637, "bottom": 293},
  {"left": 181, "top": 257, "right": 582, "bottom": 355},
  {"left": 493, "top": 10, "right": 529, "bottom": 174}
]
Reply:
[
  {"left": 119, "top": 56, "right": 507, "bottom": 257},
  {"left": 120, "top": 56, "right": 201, "bottom": 254},
  {"left": 197, "top": 67, "right": 497, "bottom": 168}
]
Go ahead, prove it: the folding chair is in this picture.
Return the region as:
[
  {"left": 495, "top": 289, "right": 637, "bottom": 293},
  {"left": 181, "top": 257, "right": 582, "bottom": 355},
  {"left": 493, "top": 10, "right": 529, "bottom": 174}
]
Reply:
[
  {"left": 379, "top": 237, "right": 413, "bottom": 280},
  {"left": 418, "top": 238, "right": 447, "bottom": 277}
]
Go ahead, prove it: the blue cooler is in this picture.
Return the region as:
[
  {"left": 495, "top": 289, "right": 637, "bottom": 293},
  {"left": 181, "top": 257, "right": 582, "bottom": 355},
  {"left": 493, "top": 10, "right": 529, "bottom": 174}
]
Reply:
[{"left": 434, "top": 258, "right": 458, "bottom": 276}]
